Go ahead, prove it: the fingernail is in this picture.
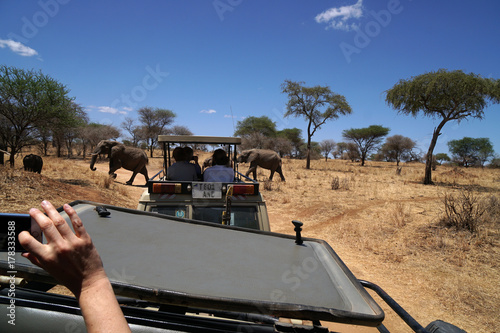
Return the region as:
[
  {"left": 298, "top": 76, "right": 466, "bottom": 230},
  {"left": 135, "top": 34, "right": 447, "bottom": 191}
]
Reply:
[{"left": 41, "top": 200, "right": 48, "bottom": 207}]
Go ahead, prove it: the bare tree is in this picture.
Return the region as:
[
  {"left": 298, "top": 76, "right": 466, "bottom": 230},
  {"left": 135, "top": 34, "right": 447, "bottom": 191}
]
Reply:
[
  {"left": 381, "top": 135, "right": 416, "bottom": 166},
  {"left": 319, "top": 139, "right": 336, "bottom": 161}
]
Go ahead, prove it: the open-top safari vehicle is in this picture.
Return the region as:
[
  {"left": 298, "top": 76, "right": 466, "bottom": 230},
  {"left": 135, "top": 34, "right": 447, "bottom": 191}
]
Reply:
[
  {"left": 0, "top": 200, "right": 465, "bottom": 332},
  {"left": 137, "top": 135, "right": 271, "bottom": 231}
]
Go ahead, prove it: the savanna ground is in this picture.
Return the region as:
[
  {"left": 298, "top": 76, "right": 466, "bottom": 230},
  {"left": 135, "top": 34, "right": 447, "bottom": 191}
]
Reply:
[{"left": 1, "top": 150, "right": 499, "bottom": 333}]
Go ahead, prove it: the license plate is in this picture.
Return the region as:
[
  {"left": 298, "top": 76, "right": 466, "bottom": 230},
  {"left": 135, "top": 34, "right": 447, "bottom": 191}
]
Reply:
[{"left": 192, "top": 182, "right": 222, "bottom": 199}]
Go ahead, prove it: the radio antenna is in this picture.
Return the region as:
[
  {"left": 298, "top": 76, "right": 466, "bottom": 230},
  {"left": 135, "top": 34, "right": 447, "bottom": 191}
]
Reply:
[{"left": 230, "top": 105, "right": 235, "bottom": 134}]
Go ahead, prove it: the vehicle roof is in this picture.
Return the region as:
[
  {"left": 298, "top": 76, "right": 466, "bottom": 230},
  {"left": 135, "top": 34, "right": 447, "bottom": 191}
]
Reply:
[
  {"left": 1, "top": 201, "right": 383, "bottom": 326},
  {"left": 158, "top": 135, "right": 242, "bottom": 145}
]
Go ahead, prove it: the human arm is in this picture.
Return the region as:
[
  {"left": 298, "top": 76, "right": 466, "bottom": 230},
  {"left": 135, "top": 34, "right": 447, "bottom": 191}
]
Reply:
[{"left": 18, "top": 200, "right": 131, "bottom": 333}]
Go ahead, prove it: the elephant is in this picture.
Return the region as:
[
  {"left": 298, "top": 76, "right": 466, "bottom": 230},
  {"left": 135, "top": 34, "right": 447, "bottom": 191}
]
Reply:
[
  {"left": 23, "top": 154, "right": 43, "bottom": 173},
  {"left": 90, "top": 140, "right": 149, "bottom": 185},
  {"left": 202, "top": 157, "right": 213, "bottom": 171},
  {"left": 237, "top": 149, "right": 285, "bottom": 181}
]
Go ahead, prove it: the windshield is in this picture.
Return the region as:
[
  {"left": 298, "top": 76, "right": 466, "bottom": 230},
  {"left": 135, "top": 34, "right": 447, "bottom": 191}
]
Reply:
[
  {"left": 151, "top": 206, "right": 187, "bottom": 219},
  {"left": 151, "top": 205, "right": 260, "bottom": 230},
  {"left": 193, "top": 206, "right": 259, "bottom": 230}
]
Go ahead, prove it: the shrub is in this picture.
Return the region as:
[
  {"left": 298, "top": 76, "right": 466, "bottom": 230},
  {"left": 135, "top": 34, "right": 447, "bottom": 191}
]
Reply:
[
  {"left": 331, "top": 176, "right": 350, "bottom": 190},
  {"left": 440, "top": 188, "right": 487, "bottom": 233}
]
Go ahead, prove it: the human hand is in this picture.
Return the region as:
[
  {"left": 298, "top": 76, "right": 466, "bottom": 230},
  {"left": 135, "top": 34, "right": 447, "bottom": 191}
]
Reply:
[{"left": 19, "top": 201, "right": 107, "bottom": 298}]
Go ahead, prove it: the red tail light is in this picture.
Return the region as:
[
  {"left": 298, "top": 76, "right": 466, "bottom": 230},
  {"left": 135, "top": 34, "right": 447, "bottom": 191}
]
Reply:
[
  {"left": 152, "top": 183, "right": 182, "bottom": 194},
  {"left": 232, "top": 185, "right": 255, "bottom": 195}
]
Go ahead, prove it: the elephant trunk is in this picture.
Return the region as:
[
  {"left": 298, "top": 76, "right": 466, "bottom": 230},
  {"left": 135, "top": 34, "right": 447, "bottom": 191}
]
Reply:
[{"left": 90, "top": 153, "right": 98, "bottom": 171}]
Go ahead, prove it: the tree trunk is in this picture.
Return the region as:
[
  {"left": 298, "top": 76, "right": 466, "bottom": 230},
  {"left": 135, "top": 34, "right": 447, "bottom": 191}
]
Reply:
[
  {"left": 306, "top": 120, "right": 312, "bottom": 169},
  {"left": 424, "top": 120, "right": 447, "bottom": 185},
  {"left": 8, "top": 148, "right": 15, "bottom": 168}
]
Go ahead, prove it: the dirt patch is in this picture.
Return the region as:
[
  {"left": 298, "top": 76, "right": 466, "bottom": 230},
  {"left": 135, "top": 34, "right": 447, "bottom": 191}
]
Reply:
[{"left": 2, "top": 155, "right": 499, "bottom": 333}]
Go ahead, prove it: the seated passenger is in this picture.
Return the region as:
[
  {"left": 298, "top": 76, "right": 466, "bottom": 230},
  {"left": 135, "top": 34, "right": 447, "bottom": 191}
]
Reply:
[
  {"left": 183, "top": 146, "right": 202, "bottom": 179},
  {"left": 167, "top": 147, "right": 198, "bottom": 181},
  {"left": 203, "top": 149, "right": 234, "bottom": 182}
]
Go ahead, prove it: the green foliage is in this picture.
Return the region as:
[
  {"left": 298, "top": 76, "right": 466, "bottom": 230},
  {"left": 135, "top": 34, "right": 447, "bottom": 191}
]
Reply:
[
  {"left": 342, "top": 125, "right": 390, "bottom": 166},
  {"left": 385, "top": 69, "right": 500, "bottom": 184},
  {"left": 435, "top": 153, "right": 451, "bottom": 164},
  {"left": 0, "top": 65, "right": 74, "bottom": 166},
  {"left": 281, "top": 80, "right": 352, "bottom": 168},
  {"left": 234, "top": 116, "right": 277, "bottom": 137},
  {"left": 448, "top": 137, "right": 494, "bottom": 167},
  {"left": 385, "top": 69, "right": 498, "bottom": 120}
]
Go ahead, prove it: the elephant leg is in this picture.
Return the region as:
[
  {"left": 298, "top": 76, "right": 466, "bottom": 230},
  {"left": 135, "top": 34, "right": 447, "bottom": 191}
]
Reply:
[
  {"left": 277, "top": 166, "right": 286, "bottom": 181},
  {"left": 245, "top": 166, "right": 256, "bottom": 180},
  {"left": 126, "top": 172, "right": 138, "bottom": 185},
  {"left": 269, "top": 169, "right": 275, "bottom": 180},
  {"left": 109, "top": 159, "right": 122, "bottom": 179},
  {"left": 126, "top": 163, "right": 146, "bottom": 185},
  {"left": 140, "top": 166, "right": 149, "bottom": 185}
]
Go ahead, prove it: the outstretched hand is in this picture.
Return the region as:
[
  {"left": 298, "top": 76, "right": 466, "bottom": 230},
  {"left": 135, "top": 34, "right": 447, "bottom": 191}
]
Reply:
[
  {"left": 19, "top": 200, "right": 131, "bottom": 332},
  {"left": 18, "top": 200, "right": 107, "bottom": 298}
]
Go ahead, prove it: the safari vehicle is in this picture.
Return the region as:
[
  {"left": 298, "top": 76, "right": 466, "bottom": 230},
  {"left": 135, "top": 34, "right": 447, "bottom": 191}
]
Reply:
[
  {"left": 137, "top": 135, "right": 271, "bottom": 231},
  {"left": 0, "top": 201, "right": 465, "bottom": 332}
]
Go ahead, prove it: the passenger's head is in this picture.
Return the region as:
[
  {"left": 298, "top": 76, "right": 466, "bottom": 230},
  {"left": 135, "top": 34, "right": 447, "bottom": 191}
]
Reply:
[
  {"left": 212, "top": 149, "right": 229, "bottom": 166},
  {"left": 183, "top": 146, "right": 194, "bottom": 160},
  {"left": 172, "top": 147, "right": 186, "bottom": 162}
]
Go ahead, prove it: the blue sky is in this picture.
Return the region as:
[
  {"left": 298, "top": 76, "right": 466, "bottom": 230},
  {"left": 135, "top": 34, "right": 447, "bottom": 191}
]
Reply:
[{"left": 1, "top": 0, "right": 499, "bottom": 156}]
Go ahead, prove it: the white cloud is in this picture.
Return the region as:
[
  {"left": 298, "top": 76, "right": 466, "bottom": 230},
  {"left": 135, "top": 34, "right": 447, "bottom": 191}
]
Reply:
[
  {"left": 315, "top": 0, "right": 364, "bottom": 31},
  {"left": 97, "top": 106, "right": 127, "bottom": 115},
  {"left": 201, "top": 109, "right": 217, "bottom": 114},
  {"left": 0, "top": 39, "right": 38, "bottom": 57}
]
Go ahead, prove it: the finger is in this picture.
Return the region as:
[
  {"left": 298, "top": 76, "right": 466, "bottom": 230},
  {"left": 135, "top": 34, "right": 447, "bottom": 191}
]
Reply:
[
  {"left": 29, "top": 207, "right": 62, "bottom": 243},
  {"left": 63, "top": 204, "right": 90, "bottom": 240},
  {"left": 18, "top": 230, "right": 45, "bottom": 256},
  {"left": 21, "top": 251, "right": 43, "bottom": 269},
  {"left": 41, "top": 201, "right": 75, "bottom": 240}
]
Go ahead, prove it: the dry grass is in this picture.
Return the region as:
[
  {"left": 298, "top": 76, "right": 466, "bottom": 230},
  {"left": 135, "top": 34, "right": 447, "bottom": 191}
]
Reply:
[
  {"left": 1, "top": 153, "right": 499, "bottom": 332},
  {"left": 263, "top": 158, "right": 500, "bottom": 333},
  {"left": 0, "top": 155, "right": 138, "bottom": 212}
]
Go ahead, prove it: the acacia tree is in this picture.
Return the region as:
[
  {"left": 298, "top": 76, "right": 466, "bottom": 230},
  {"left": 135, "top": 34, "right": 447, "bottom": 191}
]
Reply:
[
  {"left": 434, "top": 153, "right": 451, "bottom": 165},
  {"left": 336, "top": 142, "right": 350, "bottom": 159},
  {"left": 381, "top": 134, "right": 416, "bottom": 166},
  {"left": 448, "top": 137, "right": 494, "bottom": 167},
  {"left": 51, "top": 102, "right": 88, "bottom": 157},
  {"left": 342, "top": 125, "right": 389, "bottom": 166},
  {"left": 281, "top": 80, "right": 352, "bottom": 169},
  {"left": 138, "top": 106, "right": 176, "bottom": 157},
  {"left": 0, "top": 65, "right": 73, "bottom": 166},
  {"left": 386, "top": 69, "right": 500, "bottom": 184},
  {"left": 234, "top": 116, "right": 277, "bottom": 138}
]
